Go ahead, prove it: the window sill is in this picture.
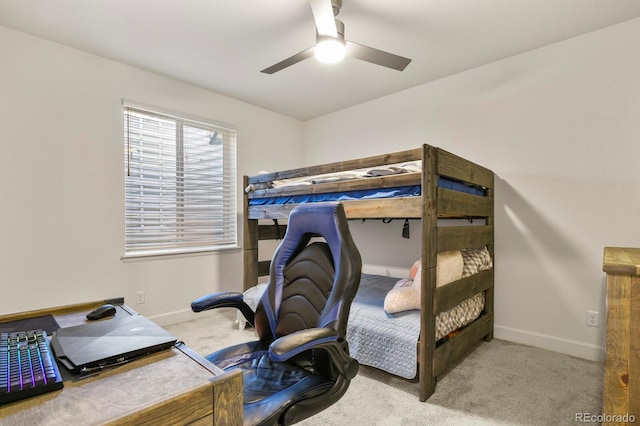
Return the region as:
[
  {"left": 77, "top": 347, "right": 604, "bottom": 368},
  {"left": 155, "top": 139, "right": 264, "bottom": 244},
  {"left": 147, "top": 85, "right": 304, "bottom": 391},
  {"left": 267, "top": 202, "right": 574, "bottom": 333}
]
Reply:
[{"left": 121, "top": 245, "right": 241, "bottom": 262}]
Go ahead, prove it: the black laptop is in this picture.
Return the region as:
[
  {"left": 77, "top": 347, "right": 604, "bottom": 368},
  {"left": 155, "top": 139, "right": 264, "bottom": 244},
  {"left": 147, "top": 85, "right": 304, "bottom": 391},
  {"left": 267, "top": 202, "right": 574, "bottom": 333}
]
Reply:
[{"left": 51, "top": 315, "right": 177, "bottom": 375}]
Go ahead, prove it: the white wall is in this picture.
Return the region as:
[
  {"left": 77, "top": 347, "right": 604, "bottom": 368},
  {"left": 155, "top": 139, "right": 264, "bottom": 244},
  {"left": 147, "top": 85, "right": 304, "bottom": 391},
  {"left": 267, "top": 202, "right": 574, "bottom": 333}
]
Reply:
[
  {"left": 0, "top": 25, "right": 304, "bottom": 323},
  {"left": 303, "top": 17, "right": 640, "bottom": 361}
]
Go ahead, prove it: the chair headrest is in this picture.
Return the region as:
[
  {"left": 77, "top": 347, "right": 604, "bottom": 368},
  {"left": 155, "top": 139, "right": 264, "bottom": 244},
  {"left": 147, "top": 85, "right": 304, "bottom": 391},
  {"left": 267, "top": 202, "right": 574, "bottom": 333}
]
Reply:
[{"left": 277, "top": 202, "right": 347, "bottom": 270}]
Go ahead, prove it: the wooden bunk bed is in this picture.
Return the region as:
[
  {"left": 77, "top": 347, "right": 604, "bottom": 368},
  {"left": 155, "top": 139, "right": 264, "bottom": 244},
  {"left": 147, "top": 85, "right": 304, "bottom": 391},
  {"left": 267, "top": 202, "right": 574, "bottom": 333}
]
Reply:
[{"left": 242, "top": 144, "right": 494, "bottom": 401}]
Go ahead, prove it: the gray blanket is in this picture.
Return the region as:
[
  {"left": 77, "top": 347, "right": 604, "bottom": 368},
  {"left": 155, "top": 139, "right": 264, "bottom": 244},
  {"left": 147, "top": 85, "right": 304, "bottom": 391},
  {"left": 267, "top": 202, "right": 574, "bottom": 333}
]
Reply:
[{"left": 347, "top": 274, "right": 420, "bottom": 379}]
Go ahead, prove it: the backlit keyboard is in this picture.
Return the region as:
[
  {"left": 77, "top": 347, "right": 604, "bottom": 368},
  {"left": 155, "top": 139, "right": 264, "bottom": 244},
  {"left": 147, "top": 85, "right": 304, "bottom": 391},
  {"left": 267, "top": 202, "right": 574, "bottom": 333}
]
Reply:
[{"left": 0, "top": 329, "right": 64, "bottom": 405}]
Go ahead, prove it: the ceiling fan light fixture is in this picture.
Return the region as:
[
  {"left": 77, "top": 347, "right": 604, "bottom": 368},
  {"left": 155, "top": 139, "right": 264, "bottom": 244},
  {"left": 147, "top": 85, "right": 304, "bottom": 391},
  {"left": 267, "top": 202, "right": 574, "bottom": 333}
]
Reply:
[
  {"left": 314, "top": 36, "right": 346, "bottom": 63},
  {"left": 261, "top": 3, "right": 411, "bottom": 74}
]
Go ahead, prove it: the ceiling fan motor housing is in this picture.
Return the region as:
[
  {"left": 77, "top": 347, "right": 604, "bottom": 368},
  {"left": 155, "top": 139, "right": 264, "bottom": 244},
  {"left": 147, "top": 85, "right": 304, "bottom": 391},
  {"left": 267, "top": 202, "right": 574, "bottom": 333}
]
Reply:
[
  {"left": 317, "top": 18, "right": 345, "bottom": 44},
  {"left": 331, "top": 0, "right": 343, "bottom": 16}
]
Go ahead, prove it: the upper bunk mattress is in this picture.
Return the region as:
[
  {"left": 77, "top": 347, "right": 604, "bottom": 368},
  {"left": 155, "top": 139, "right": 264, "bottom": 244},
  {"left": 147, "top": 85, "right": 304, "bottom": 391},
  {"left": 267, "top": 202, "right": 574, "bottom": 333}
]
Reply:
[{"left": 248, "top": 177, "right": 484, "bottom": 206}]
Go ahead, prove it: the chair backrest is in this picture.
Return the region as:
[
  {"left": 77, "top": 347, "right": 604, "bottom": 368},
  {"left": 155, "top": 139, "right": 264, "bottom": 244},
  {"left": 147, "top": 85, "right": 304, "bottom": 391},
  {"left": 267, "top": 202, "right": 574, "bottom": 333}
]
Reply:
[{"left": 254, "top": 202, "right": 362, "bottom": 344}]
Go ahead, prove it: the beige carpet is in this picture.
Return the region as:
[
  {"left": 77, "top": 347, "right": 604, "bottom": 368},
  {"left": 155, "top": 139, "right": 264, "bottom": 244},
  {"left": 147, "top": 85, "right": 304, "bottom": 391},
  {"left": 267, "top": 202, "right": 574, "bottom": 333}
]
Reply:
[{"left": 165, "top": 309, "right": 603, "bottom": 426}]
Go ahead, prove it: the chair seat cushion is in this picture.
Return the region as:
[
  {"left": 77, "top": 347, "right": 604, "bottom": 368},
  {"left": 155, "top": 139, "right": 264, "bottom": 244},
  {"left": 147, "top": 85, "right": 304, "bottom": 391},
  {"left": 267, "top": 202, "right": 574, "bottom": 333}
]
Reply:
[{"left": 207, "top": 343, "right": 334, "bottom": 425}]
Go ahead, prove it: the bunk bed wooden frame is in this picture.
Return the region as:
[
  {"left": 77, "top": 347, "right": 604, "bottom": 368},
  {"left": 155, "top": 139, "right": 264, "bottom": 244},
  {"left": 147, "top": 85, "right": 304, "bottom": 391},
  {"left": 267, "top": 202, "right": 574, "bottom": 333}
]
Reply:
[{"left": 242, "top": 144, "right": 494, "bottom": 401}]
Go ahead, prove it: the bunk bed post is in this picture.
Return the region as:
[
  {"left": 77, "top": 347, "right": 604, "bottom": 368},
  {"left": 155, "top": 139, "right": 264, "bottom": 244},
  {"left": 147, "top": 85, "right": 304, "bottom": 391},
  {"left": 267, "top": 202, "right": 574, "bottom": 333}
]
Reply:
[
  {"left": 419, "top": 144, "right": 438, "bottom": 401},
  {"left": 243, "top": 175, "right": 259, "bottom": 292},
  {"left": 483, "top": 176, "right": 495, "bottom": 342}
]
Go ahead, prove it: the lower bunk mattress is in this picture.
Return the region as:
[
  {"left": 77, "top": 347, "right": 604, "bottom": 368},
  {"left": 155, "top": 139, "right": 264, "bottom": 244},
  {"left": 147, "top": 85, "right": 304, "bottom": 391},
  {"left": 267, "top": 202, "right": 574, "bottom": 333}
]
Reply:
[
  {"left": 348, "top": 274, "right": 484, "bottom": 379},
  {"left": 241, "top": 273, "right": 485, "bottom": 380}
]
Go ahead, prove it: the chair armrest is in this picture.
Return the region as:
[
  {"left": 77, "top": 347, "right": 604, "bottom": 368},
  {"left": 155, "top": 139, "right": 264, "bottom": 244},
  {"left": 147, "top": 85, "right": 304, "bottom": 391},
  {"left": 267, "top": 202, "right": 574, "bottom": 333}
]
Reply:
[
  {"left": 191, "top": 292, "right": 255, "bottom": 326},
  {"left": 269, "top": 328, "right": 338, "bottom": 360},
  {"left": 269, "top": 328, "right": 359, "bottom": 380}
]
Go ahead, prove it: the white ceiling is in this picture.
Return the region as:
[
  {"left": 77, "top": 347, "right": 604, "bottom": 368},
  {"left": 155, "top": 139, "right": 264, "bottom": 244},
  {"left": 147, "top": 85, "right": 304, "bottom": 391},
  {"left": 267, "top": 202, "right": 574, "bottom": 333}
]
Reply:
[{"left": 2, "top": 1, "right": 640, "bottom": 120}]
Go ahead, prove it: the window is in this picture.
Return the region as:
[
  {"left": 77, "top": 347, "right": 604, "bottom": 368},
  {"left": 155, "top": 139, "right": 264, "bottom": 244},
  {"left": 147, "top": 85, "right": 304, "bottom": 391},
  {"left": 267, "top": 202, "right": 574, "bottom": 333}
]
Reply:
[{"left": 123, "top": 103, "right": 237, "bottom": 258}]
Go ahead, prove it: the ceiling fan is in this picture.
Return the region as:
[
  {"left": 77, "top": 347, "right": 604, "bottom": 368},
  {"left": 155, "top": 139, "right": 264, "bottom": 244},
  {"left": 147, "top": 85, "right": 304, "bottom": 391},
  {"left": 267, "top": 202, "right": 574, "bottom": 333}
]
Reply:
[{"left": 261, "top": 0, "right": 412, "bottom": 74}]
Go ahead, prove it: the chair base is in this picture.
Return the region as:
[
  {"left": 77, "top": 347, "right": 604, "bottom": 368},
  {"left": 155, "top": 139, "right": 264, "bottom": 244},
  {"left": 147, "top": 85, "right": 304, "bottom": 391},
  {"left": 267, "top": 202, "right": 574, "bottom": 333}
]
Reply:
[{"left": 207, "top": 345, "right": 341, "bottom": 426}]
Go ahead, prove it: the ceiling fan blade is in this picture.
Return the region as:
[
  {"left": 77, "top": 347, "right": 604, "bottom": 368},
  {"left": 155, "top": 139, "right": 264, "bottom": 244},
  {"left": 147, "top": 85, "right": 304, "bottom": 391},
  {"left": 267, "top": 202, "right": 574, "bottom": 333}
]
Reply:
[
  {"left": 310, "top": 0, "right": 337, "bottom": 37},
  {"left": 260, "top": 47, "right": 315, "bottom": 74},
  {"left": 345, "top": 41, "right": 412, "bottom": 71}
]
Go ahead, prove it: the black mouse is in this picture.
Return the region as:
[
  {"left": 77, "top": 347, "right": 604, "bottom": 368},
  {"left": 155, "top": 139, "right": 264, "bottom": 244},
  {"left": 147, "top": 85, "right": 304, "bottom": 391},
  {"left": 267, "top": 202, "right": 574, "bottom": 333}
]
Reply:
[{"left": 86, "top": 304, "right": 117, "bottom": 320}]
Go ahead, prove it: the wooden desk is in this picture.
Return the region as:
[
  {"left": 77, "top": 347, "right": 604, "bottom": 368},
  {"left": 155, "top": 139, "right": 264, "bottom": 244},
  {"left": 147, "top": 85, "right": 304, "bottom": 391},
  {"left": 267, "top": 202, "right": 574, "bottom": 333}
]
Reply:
[
  {"left": 603, "top": 247, "right": 640, "bottom": 425},
  {"left": 0, "top": 300, "right": 242, "bottom": 425}
]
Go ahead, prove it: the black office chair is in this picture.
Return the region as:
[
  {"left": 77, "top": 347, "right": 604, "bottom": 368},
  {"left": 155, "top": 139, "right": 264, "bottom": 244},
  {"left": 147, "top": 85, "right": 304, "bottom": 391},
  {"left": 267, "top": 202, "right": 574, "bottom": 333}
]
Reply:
[{"left": 191, "top": 202, "right": 362, "bottom": 426}]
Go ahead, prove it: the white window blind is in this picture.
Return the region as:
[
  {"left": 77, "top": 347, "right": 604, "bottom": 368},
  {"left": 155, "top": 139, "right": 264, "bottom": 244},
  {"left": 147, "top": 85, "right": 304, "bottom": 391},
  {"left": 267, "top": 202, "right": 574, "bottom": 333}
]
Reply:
[{"left": 123, "top": 104, "right": 237, "bottom": 258}]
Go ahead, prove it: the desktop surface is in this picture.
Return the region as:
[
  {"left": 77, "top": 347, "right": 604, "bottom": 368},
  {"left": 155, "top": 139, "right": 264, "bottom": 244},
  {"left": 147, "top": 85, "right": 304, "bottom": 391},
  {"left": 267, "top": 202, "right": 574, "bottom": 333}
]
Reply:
[{"left": 0, "top": 300, "right": 242, "bottom": 426}]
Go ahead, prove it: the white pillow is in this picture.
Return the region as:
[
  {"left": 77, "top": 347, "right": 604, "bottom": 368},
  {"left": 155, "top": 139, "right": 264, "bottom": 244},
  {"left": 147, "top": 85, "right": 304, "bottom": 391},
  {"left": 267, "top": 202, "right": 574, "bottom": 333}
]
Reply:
[
  {"left": 383, "top": 276, "right": 420, "bottom": 314},
  {"left": 383, "top": 257, "right": 421, "bottom": 313}
]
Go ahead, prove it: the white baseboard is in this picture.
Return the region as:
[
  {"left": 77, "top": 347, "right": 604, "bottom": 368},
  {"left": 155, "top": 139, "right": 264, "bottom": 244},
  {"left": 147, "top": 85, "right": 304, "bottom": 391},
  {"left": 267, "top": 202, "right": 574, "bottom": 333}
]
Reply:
[{"left": 494, "top": 325, "right": 605, "bottom": 362}]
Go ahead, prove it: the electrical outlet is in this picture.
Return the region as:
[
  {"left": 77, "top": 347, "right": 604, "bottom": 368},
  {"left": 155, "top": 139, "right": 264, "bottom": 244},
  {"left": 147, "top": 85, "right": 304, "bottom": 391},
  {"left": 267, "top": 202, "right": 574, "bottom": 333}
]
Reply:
[
  {"left": 587, "top": 311, "right": 599, "bottom": 327},
  {"left": 136, "top": 291, "right": 145, "bottom": 305}
]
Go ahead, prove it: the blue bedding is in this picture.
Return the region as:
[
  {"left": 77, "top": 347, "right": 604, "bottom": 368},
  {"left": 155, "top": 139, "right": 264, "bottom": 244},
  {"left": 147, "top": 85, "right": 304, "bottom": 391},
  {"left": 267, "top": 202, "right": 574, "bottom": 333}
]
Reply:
[{"left": 248, "top": 178, "right": 484, "bottom": 206}]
